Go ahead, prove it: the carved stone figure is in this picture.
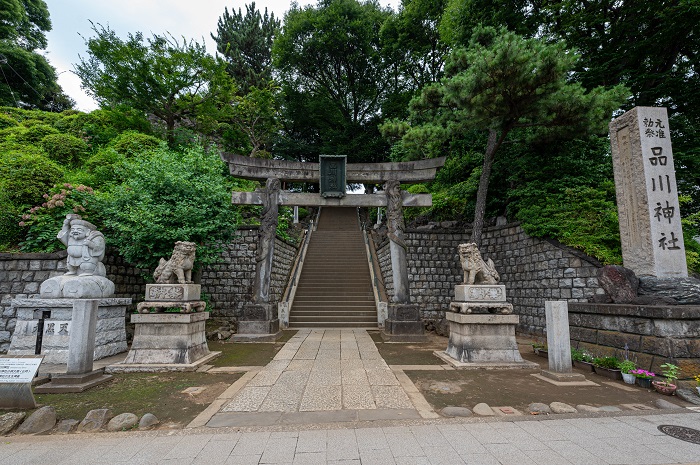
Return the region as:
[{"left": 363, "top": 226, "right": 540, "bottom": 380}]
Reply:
[
  {"left": 40, "top": 214, "right": 114, "bottom": 298},
  {"left": 57, "top": 214, "right": 106, "bottom": 277},
  {"left": 154, "top": 241, "right": 196, "bottom": 284},
  {"left": 458, "top": 243, "right": 500, "bottom": 285},
  {"left": 385, "top": 180, "right": 406, "bottom": 250}
]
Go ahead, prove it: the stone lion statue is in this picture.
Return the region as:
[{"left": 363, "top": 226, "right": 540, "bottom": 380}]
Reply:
[
  {"left": 458, "top": 243, "right": 500, "bottom": 285},
  {"left": 154, "top": 241, "right": 196, "bottom": 284}
]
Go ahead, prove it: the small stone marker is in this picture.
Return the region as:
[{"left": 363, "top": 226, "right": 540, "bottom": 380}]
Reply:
[
  {"left": 609, "top": 106, "right": 687, "bottom": 278},
  {"left": 541, "top": 301, "right": 585, "bottom": 382},
  {"left": 0, "top": 356, "right": 43, "bottom": 409}
]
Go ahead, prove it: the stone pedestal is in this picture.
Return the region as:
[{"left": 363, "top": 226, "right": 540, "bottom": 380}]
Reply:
[
  {"left": 233, "top": 303, "right": 281, "bottom": 342},
  {"left": 137, "top": 284, "right": 205, "bottom": 313},
  {"left": 450, "top": 285, "right": 513, "bottom": 314},
  {"left": 381, "top": 303, "right": 427, "bottom": 342},
  {"left": 122, "top": 312, "right": 211, "bottom": 365},
  {"left": 440, "top": 312, "right": 538, "bottom": 369},
  {"left": 7, "top": 298, "right": 130, "bottom": 364}
]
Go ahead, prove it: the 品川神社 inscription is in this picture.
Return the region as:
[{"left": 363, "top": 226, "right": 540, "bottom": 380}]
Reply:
[{"left": 610, "top": 106, "right": 687, "bottom": 278}]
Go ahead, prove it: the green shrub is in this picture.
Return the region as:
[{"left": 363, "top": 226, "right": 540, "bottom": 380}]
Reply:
[
  {"left": 19, "top": 184, "right": 98, "bottom": 253},
  {"left": 96, "top": 145, "right": 241, "bottom": 270},
  {"left": 110, "top": 131, "right": 163, "bottom": 157},
  {"left": 0, "top": 152, "right": 64, "bottom": 208},
  {"left": 593, "top": 356, "right": 620, "bottom": 369},
  {"left": 83, "top": 148, "right": 127, "bottom": 187},
  {"left": 17, "top": 124, "right": 59, "bottom": 144},
  {"left": 0, "top": 113, "right": 18, "bottom": 129},
  {"left": 54, "top": 108, "right": 152, "bottom": 148},
  {"left": 0, "top": 190, "right": 21, "bottom": 250},
  {"left": 41, "top": 133, "right": 89, "bottom": 166},
  {"left": 0, "top": 125, "right": 28, "bottom": 140}
]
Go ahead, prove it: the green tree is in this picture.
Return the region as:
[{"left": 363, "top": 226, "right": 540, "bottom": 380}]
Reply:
[
  {"left": 384, "top": 27, "right": 628, "bottom": 246},
  {"left": 212, "top": 2, "right": 280, "bottom": 94},
  {"left": 75, "top": 24, "right": 234, "bottom": 145},
  {"left": 273, "top": 0, "right": 393, "bottom": 163},
  {"left": 0, "top": 0, "right": 72, "bottom": 110}
]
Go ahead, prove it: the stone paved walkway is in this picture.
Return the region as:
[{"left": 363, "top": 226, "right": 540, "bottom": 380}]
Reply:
[
  {"left": 2, "top": 412, "right": 700, "bottom": 464},
  {"left": 208, "top": 329, "right": 422, "bottom": 427}
]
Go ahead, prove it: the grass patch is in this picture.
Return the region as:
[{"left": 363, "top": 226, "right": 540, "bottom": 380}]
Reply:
[
  {"left": 34, "top": 372, "right": 240, "bottom": 427},
  {"left": 370, "top": 331, "right": 446, "bottom": 365},
  {"left": 207, "top": 329, "right": 297, "bottom": 367}
]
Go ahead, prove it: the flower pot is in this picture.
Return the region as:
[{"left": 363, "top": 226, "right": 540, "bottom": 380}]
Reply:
[
  {"left": 573, "top": 360, "right": 595, "bottom": 372},
  {"left": 594, "top": 366, "right": 623, "bottom": 380},
  {"left": 621, "top": 372, "right": 636, "bottom": 384},
  {"left": 652, "top": 381, "right": 676, "bottom": 395},
  {"left": 636, "top": 377, "right": 652, "bottom": 389}
]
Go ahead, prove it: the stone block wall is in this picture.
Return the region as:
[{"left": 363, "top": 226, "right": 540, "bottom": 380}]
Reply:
[
  {"left": 568, "top": 302, "right": 700, "bottom": 375},
  {"left": 0, "top": 250, "right": 145, "bottom": 353},
  {"left": 198, "top": 227, "right": 298, "bottom": 320},
  {"left": 376, "top": 222, "right": 604, "bottom": 336}
]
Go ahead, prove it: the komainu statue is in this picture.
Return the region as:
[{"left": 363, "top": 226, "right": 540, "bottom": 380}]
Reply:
[
  {"left": 154, "top": 241, "right": 196, "bottom": 284},
  {"left": 458, "top": 243, "right": 500, "bottom": 285}
]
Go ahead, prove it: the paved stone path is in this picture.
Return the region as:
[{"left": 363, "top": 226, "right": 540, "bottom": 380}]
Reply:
[
  {"left": 2, "top": 412, "right": 700, "bottom": 464},
  {"left": 207, "top": 329, "right": 425, "bottom": 427}
]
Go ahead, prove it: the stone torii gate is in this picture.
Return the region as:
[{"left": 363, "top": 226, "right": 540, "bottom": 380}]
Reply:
[{"left": 220, "top": 152, "right": 445, "bottom": 339}]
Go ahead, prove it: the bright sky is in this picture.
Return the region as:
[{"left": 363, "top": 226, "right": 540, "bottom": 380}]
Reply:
[{"left": 43, "top": 0, "right": 400, "bottom": 112}]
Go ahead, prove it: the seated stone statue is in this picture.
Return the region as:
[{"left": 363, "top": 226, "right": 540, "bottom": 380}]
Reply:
[
  {"left": 458, "top": 243, "right": 500, "bottom": 285},
  {"left": 153, "top": 241, "right": 196, "bottom": 284}
]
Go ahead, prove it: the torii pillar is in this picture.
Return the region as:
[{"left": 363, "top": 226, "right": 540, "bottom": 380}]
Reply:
[{"left": 382, "top": 180, "right": 426, "bottom": 341}]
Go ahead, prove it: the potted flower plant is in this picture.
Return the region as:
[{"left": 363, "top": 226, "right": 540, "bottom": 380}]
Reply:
[
  {"left": 630, "top": 369, "right": 655, "bottom": 388},
  {"left": 694, "top": 374, "right": 700, "bottom": 396},
  {"left": 652, "top": 363, "right": 680, "bottom": 395},
  {"left": 571, "top": 347, "right": 594, "bottom": 372},
  {"left": 619, "top": 360, "right": 637, "bottom": 384},
  {"left": 593, "top": 356, "right": 622, "bottom": 380}
]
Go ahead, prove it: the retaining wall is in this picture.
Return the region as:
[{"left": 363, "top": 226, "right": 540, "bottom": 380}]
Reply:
[
  {"left": 376, "top": 222, "right": 605, "bottom": 336},
  {"left": 568, "top": 302, "right": 700, "bottom": 375}
]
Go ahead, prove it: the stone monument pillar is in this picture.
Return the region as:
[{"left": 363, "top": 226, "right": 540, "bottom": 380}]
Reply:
[
  {"left": 610, "top": 107, "right": 687, "bottom": 278},
  {"left": 437, "top": 244, "right": 537, "bottom": 369},
  {"left": 382, "top": 180, "right": 425, "bottom": 341},
  {"left": 237, "top": 178, "right": 282, "bottom": 341},
  {"left": 539, "top": 301, "right": 585, "bottom": 382}
]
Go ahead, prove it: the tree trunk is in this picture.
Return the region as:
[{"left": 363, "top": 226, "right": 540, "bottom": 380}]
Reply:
[{"left": 470, "top": 128, "right": 507, "bottom": 247}]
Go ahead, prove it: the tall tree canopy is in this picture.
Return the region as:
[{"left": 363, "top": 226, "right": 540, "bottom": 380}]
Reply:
[
  {"left": 212, "top": 2, "right": 280, "bottom": 94},
  {"left": 383, "top": 27, "right": 628, "bottom": 245},
  {"left": 0, "top": 0, "right": 71, "bottom": 110},
  {"left": 75, "top": 24, "right": 233, "bottom": 145},
  {"left": 272, "top": 0, "right": 394, "bottom": 164}
]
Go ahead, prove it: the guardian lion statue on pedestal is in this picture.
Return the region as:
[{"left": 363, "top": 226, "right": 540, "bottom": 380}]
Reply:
[
  {"left": 458, "top": 243, "right": 500, "bottom": 285},
  {"left": 153, "top": 241, "right": 196, "bottom": 284}
]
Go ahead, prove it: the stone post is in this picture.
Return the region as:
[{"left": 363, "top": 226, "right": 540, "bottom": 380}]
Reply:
[
  {"left": 541, "top": 301, "right": 585, "bottom": 381},
  {"left": 238, "top": 177, "right": 282, "bottom": 340},
  {"left": 385, "top": 181, "right": 410, "bottom": 303},
  {"left": 293, "top": 206, "right": 299, "bottom": 224},
  {"left": 252, "top": 177, "right": 281, "bottom": 303},
  {"left": 66, "top": 299, "right": 98, "bottom": 375},
  {"left": 609, "top": 106, "right": 687, "bottom": 278},
  {"left": 382, "top": 181, "right": 424, "bottom": 340}
]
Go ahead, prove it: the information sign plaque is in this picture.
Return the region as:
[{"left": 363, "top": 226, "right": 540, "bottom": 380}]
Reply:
[{"left": 0, "top": 357, "right": 43, "bottom": 383}]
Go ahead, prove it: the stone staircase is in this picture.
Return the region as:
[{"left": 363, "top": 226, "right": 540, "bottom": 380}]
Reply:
[{"left": 289, "top": 207, "right": 377, "bottom": 328}]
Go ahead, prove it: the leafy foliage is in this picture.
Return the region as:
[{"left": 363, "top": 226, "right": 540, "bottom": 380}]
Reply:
[
  {"left": 0, "top": 150, "right": 63, "bottom": 208},
  {"left": 212, "top": 2, "right": 280, "bottom": 94},
  {"left": 19, "top": 184, "right": 96, "bottom": 252},
  {"left": 96, "top": 145, "right": 241, "bottom": 271},
  {"left": 40, "top": 133, "right": 88, "bottom": 166},
  {"left": 75, "top": 24, "right": 233, "bottom": 145}
]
